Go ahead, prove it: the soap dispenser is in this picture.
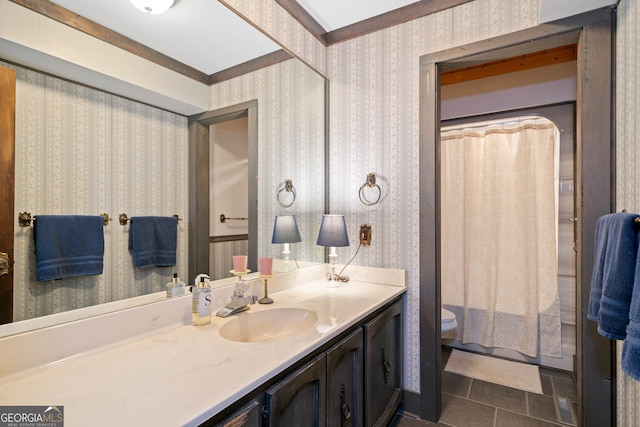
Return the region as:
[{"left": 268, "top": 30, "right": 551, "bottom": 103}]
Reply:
[
  {"left": 166, "top": 273, "right": 185, "bottom": 298},
  {"left": 192, "top": 276, "right": 212, "bottom": 326}
]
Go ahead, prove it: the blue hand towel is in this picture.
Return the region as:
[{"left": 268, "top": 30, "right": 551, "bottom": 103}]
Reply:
[
  {"left": 128, "top": 216, "right": 178, "bottom": 269},
  {"left": 622, "top": 252, "right": 640, "bottom": 380},
  {"left": 34, "top": 215, "right": 105, "bottom": 282},
  {"left": 588, "top": 212, "right": 640, "bottom": 340}
]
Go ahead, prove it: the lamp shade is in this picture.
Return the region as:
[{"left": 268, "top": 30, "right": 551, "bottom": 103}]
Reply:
[
  {"left": 316, "top": 214, "right": 349, "bottom": 247},
  {"left": 129, "top": 0, "right": 177, "bottom": 14},
  {"left": 272, "top": 215, "right": 302, "bottom": 244}
]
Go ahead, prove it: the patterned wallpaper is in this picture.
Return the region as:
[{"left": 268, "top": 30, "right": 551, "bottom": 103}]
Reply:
[
  {"left": 8, "top": 0, "right": 635, "bottom": 420},
  {"left": 326, "top": 0, "right": 539, "bottom": 393},
  {"left": 209, "top": 58, "right": 326, "bottom": 267},
  {"left": 210, "top": 240, "right": 249, "bottom": 281},
  {"left": 8, "top": 61, "right": 189, "bottom": 321},
  {"left": 615, "top": 0, "right": 640, "bottom": 425},
  {"left": 221, "top": 0, "right": 327, "bottom": 77}
]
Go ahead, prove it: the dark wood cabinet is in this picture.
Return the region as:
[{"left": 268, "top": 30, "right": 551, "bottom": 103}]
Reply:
[
  {"left": 203, "top": 296, "right": 404, "bottom": 427},
  {"left": 265, "top": 328, "right": 364, "bottom": 427},
  {"left": 327, "top": 328, "right": 364, "bottom": 427},
  {"left": 264, "top": 354, "right": 327, "bottom": 426},
  {"left": 364, "top": 299, "right": 403, "bottom": 427},
  {"left": 214, "top": 399, "right": 261, "bottom": 427}
]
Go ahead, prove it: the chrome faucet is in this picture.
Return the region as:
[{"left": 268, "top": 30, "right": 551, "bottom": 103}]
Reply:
[{"left": 216, "top": 279, "right": 258, "bottom": 318}]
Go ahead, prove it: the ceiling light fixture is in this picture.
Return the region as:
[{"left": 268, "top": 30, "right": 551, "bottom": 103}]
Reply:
[{"left": 129, "top": 0, "right": 177, "bottom": 15}]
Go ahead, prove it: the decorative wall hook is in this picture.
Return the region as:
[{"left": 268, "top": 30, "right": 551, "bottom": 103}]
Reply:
[
  {"left": 100, "top": 213, "right": 112, "bottom": 225},
  {"left": 359, "top": 173, "right": 381, "bottom": 206},
  {"left": 277, "top": 179, "right": 296, "bottom": 208},
  {"left": 18, "top": 211, "right": 32, "bottom": 227},
  {"left": 119, "top": 213, "right": 130, "bottom": 225}
]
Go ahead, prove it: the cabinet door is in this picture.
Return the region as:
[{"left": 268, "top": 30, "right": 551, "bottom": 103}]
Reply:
[
  {"left": 327, "top": 328, "right": 363, "bottom": 427},
  {"left": 364, "top": 299, "right": 403, "bottom": 427},
  {"left": 264, "top": 354, "right": 327, "bottom": 427},
  {"left": 214, "top": 399, "right": 261, "bottom": 427}
]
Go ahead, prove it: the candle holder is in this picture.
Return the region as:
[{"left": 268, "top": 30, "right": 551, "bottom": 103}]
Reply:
[
  {"left": 230, "top": 269, "right": 251, "bottom": 279},
  {"left": 259, "top": 275, "right": 274, "bottom": 304}
]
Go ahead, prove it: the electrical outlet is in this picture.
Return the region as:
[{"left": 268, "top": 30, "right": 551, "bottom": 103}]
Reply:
[{"left": 359, "top": 224, "right": 372, "bottom": 246}]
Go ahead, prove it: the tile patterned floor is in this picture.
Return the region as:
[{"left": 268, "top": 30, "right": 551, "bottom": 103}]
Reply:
[{"left": 390, "top": 348, "right": 578, "bottom": 427}]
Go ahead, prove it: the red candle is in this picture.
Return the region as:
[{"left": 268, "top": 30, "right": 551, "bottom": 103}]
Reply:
[
  {"left": 232, "top": 255, "right": 247, "bottom": 273},
  {"left": 259, "top": 257, "right": 273, "bottom": 276}
]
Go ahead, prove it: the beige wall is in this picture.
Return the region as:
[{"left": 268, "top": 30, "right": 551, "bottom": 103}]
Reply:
[
  {"left": 210, "top": 117, "right": 249, "bottom": 238},
  {"left": 615, "top": 0, "right": 640, "bottom": 425},
  {"left": 221, "top": 0, "right": 327, "bottom": 77},
  {"left": 209, "top": 58, "right": 326, "bottom": 265},
  {"left": 326, "top": 0, "right": 540, "bottom": 393}
]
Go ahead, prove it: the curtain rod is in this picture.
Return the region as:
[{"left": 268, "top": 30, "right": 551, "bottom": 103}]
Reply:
[{"left": 441, "top": 115, "right": 547, "bottom": 133}]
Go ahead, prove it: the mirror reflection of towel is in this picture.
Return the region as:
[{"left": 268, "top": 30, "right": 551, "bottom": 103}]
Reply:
[
  {"left": 128, "top": 216, "right": 178, "bottom": 269},
  {"left": 34, "top": 215, "right": 105, "bottom": 282}
]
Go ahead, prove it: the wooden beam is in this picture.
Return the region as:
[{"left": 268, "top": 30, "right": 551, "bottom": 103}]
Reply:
[
  {"left": 208, "top": 50, "right": 293, "bottom": 85},
  {"left": 275, "top": 0, "right": 328, "bottom": 45},
  {"left": 277, "top": 0, "right": 474, "bottom": 46},
  {"left": 440, "top": 44, "right": 577, "bottom": 86},
  {"left": 326, "top": 0, "right": 474, "bottom": 45}
]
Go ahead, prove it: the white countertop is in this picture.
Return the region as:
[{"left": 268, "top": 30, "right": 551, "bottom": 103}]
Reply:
[{"left": 0, "top": 265, "right": 405, "bottom": 427}]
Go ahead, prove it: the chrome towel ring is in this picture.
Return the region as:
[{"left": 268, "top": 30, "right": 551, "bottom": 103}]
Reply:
[
  {"left": 277, "top": 179, "right": 296, "bottom": 208},
  {"left": 359, "top": 173, "right": 381, "bottom": 206}
]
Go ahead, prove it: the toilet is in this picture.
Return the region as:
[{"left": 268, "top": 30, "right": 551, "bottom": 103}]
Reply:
[{"left": 441, "top": 308, "right": 458, "bottom": 333}]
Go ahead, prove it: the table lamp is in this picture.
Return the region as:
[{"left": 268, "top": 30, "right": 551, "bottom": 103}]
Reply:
[
  {"left": 271, "top": 215, "right": 301, "bottom": 271},
  {"left": 316, "top": 214, "right": 350, "bottom": 285}
]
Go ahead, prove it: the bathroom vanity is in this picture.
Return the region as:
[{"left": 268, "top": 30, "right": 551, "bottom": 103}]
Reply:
[
  {"left": 214, "top": 293, "right": 403, "bottom": 427},
  {"left": 0, "top": 265, "right": 405, "bottom": 427}
]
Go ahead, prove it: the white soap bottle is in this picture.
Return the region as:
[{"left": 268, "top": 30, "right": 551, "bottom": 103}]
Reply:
[
  {"left": 192, "top": 276, "right": 212, "bottom": 325},
  {"left": 166, "top": 273, "right": 185, "bottom": 298}
]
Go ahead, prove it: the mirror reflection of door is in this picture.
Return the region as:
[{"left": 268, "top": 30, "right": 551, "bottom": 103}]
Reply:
[
  {"left": 0, "top": 65, "right": 16, "bottom": 325},
  {"left": 209, "top": 117, "right": 250, "bottom": 280}
]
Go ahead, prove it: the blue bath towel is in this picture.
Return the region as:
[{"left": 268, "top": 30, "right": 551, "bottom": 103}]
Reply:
[
  {"left": 622, "top": 252, "right": 640, "bottom": 380},
  {"left": 588, "top": 212, "right": 640, "bottom": 340},
  {"left": 34, "top": 215, "right": 105, "bottom": 282},
  {"left": 128, "top": 216, "right": 178, "bottom": 269}
]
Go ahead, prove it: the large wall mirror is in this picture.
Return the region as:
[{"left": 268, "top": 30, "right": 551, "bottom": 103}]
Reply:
[
  {"left": 191, "top": 61, "right": 326, "bottom": 283},
  {"left": 0, "top": 1, "right": 326, "bottom": 336}
]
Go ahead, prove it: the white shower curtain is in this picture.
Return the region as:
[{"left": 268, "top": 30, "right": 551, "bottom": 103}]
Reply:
[{"left": 441, "top": 117, "right": 562, "bottom": 358}]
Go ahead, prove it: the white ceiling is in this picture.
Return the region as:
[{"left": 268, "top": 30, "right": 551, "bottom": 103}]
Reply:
[
  {"left": 40, "top": 1, "right": 613, "bottom": 77},
  {"left": 296, "top": 0, "right": 418, "bottom": 32},
  {"left": 49, "top": 0, "right": 281, "bottom": 75},
  {"left": 48, "top": 0, "right": 415, "bottom": 76}
]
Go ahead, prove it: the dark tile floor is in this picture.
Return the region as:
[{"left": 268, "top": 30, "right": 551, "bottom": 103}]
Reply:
[{"left": 390, "top": 348, "right": 578, "bottom": 427}]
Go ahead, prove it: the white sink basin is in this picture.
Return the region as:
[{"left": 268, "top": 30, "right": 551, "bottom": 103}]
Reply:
[{"left": 219, "top": 308, "right": 319, "bottom": 342}]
